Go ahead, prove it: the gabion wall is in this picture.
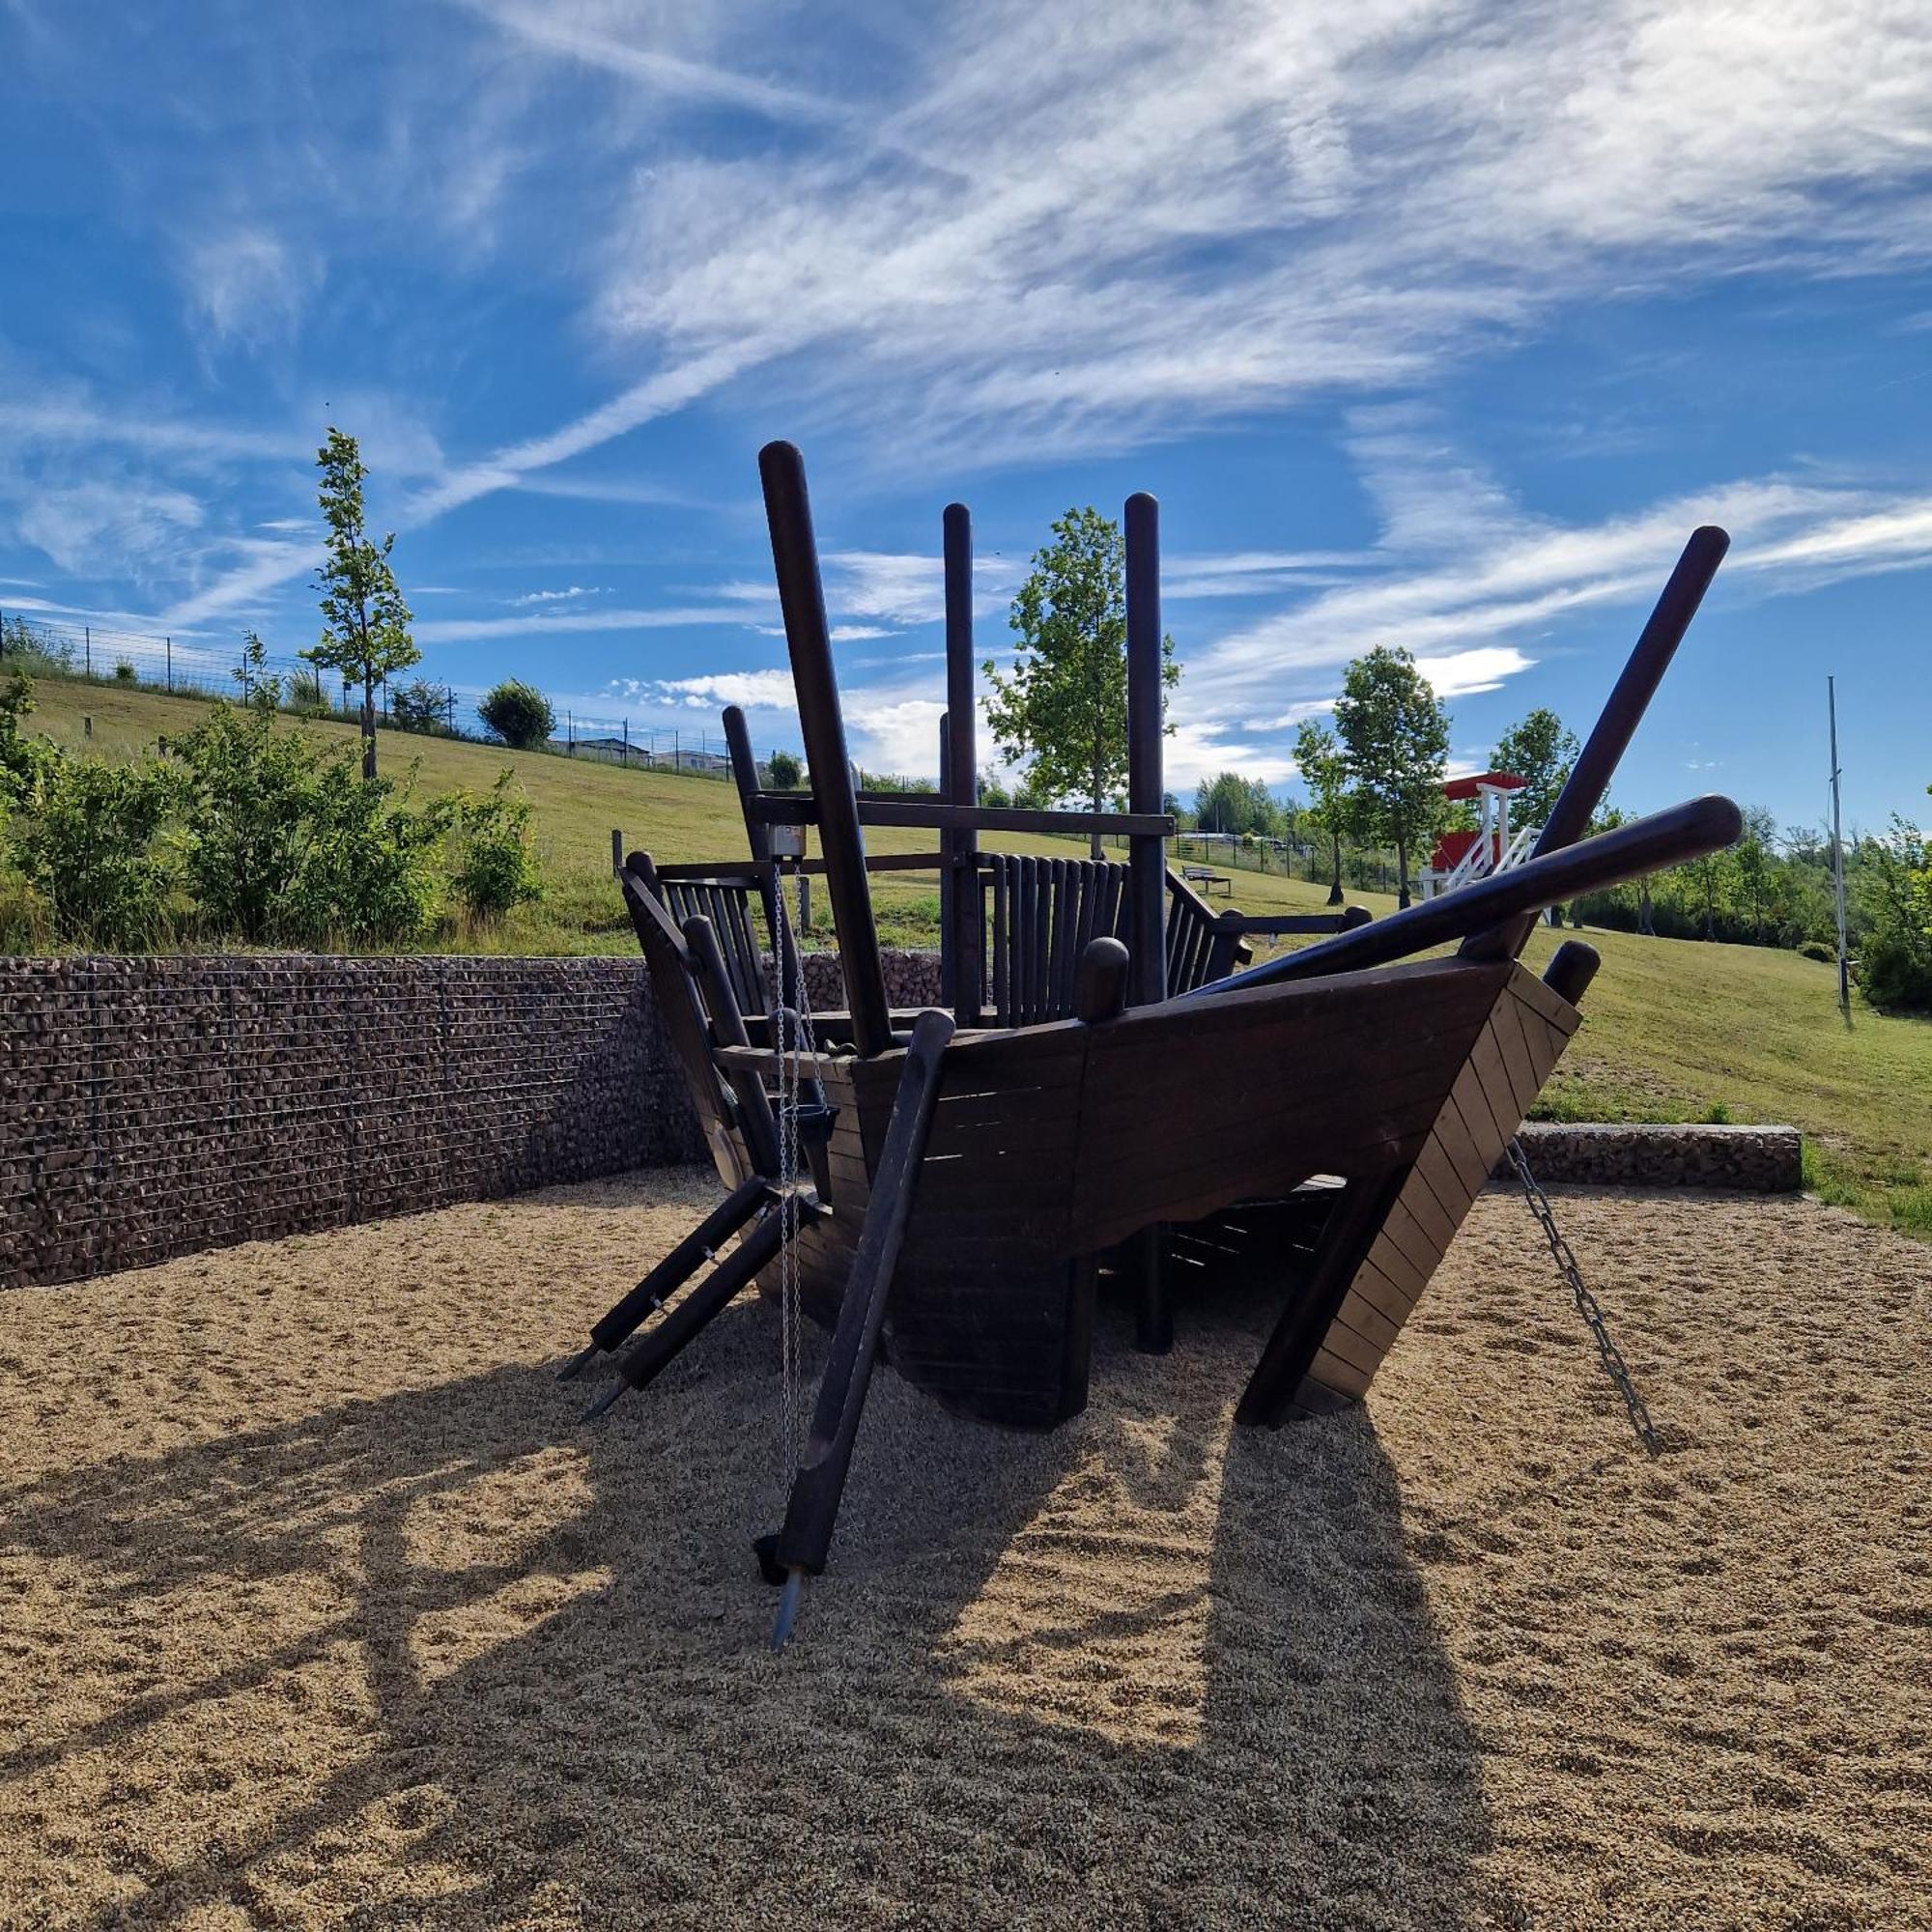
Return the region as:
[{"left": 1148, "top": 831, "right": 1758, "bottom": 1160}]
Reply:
[{"left": 1, "top": 954, "right": 703, "bottom": 1292}]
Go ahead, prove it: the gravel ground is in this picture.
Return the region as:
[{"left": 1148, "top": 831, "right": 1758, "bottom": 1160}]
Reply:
[{"left": 1, "top": 1174, "right": 1926, "bottom": 1929}]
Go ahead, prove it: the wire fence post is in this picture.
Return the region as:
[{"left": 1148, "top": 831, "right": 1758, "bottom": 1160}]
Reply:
[
  {"left": 622, "top": 718, "right": 630, "bottom": 767},
  {"left": 165, "top": 636, "right": 172, "bottom": 692},
  {"left": 84, "top": 626, "right": 92, "bottom": 678}
]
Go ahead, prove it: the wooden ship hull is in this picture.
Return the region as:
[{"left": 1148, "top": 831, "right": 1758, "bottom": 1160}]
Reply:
[
  {"left": 566, "top": 439, "right": 1744, "bottom": 1637},
  {"left": 737, "top": 950, "right": 1583, "bottom": 1430}
]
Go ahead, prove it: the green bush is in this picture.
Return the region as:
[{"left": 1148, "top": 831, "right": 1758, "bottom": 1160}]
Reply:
[
  {"left": 12, "top": 754, "right": 181, "bottom": 949},
  {"left": 113, "top": 660, "right": 137, "bottom": 684},
  {"left": 1799, "top": 940, "right": 1833, "bottom": 964},
  {"left": 766, "top": 749, "right": 803, "bottom": 789},
  {"left": 478, "top": 679, "right": 554, "bottom": 751},
  {"left": 172, "top": 702, "right": 443, "bottom": 947},
  {"left": 391, "top": 677, "right": 454, "bottom": 735},
  {"left": 446, "top": 773, "right": 542, "bottom": 920},
  {"left": 287, "top": 664, "right": 328, "bottom": 717},
  {"left": 1850, "top": 819, "right": 1932, "bottom": 1013}
]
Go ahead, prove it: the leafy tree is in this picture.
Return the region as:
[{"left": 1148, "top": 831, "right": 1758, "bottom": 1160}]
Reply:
[
  {"left": 766, "top": 748, "right": 803, "bottom": 789},
  {"left": 1334, "top": 646, "right": 1450, "bottom": 909},
  {"left": 478, "top": 678, "right": 555, "bottom": 751},
  {"left": 1293, "top": 719, "right": 1350, "bottom": 905},
  {"left": 303, "top": 427, "right": 418, "bottom": 781},
  {"left": 445, "top": 773, "right": 543, "bottom": 920},
  {"left": 1490, "top": 706, "right": 1579, "bottom": 828},
  {"left": 982, "top": 506, "right": 1179, "bottom": 858},
  {"left": 975, "top": 769, "right": 1011, "bottom": 808},
  {"left": 392, "top": 677, "right": 454, "bottom": 735},
  {"left": 1194, "top": 771, "right": 1279, "bottom": 836}
]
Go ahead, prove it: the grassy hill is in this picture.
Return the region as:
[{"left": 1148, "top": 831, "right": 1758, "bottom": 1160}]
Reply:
[{"left": 21, "top": 671, "right": 1932, "bottom": 1238}]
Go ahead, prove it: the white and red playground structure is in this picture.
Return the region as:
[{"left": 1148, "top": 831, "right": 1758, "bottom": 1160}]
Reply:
[{"left": 1415, "top": 771, "right": 1538, "bottom": 901}]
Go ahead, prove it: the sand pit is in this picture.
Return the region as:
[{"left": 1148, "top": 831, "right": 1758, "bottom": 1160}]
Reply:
[{"left": 1, "top": 1173, "right": 1926, "bottom": 1928}]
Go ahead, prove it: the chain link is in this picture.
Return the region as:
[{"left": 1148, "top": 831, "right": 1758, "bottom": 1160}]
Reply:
[
  {"left": 770, "top": 866, "right": 817, "bottom": 1492},
  {"left": 1506, "top": 1136, "right": 1662, "bottom": 1457}
]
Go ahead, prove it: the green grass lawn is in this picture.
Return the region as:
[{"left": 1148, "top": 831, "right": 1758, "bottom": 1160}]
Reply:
[{"left": 21, "top": 672, "right": 1932, "bottom": 1238}]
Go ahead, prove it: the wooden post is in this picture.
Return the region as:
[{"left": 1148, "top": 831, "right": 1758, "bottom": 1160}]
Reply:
[
  {"left": 766, "top": 1009, "right": 955, "bottom": 1644},
  {"left": 759, "top": 441, "right": 893, "bottom": 1057},
  {"left": 1124, "top": 492, "right": 1171, "bottom": 1353},
  {"left": 724, "top": 702, "right": 805, "bottom": 1011},
  {"left": 611, "top": 829, "right": 623, "bottom": 877},
  {"left": 1124, "top": 492, "right": 1165, "bottom": 1008},
  {"left": 1465, "top": 525, "right": 1728, "bottom": 961},
  {"left": 944, "top": 501, "right": 981, "bottom": 1024}
]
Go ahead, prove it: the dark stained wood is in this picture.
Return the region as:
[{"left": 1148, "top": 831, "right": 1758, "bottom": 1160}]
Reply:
[
  {"left": 753, "top": 796, "right": 1176, "bottom": 838},
  {"left": 759, "top": 440, "right": 892, "bottom": 1056},
  {"left": 1466, "top": 526, "right": 1730, "bottom": 961},
  {"left": 1202, "top": 796, "right": 1744, "bottom": 997},
  {"left": 1124, "top": 491, "right": 1166, "bottom": 1010},
  {"left": 944, "top": 503, "right": 981, "bottom": 1025}
]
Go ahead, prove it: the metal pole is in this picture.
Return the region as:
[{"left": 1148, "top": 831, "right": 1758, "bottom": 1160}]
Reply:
[
  {"left": 165, "top": 636, "right": 172, "bottom": 692},
  {"left": 568, "top": 708, "right": 574, "bottom": 753},
  {"left": 623, "top": 718, "right": 629, "bottom": 767},
  {"left": 85, "top": 625, "right": 91, "bottom": 677},
  {"left": 1829, "top": 675, "right": 1851, "bottom": 1021}
]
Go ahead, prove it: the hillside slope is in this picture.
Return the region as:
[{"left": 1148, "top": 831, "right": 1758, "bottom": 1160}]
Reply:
[{"left": 18, "top": 672, "right": 1932, "bottom": 1236}]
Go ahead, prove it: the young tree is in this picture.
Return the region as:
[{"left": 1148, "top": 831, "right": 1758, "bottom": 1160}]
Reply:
[
  {"left": 1293, "top": 720, "right": 1350, "bottom": 904},
  {"left": 1333, "top": 645, "right": 1450, "bottom": 909},
  {"left": 303, "top": 427, "right": 418, "bottom": 780},
  {"left": 233, "top": 632, "right": 280, "bottom": 715},
  {"left": 766, "top": 749, "right": 803, "bottom": 790},
  {"left": 477, "top": 678, "right": 555, "bottom": 751},
  {"left": 982, "top": 506, "right": 1179, "bottom": 858},
  {"left": 1490, "top": 706, "right": 1579, "bottom": 828}
]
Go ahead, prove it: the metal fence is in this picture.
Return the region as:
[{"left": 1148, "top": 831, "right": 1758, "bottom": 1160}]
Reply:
[{"left": 0, "top": 609, "right": 786, "bottom": 780}]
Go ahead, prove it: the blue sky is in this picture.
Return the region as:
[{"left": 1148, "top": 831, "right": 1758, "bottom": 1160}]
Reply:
[{"left": 2, "top": 1, "right": 1929, "bottom": 832}]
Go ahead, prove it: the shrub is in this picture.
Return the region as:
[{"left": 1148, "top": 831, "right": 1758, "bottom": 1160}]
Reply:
[
  {"left": 391, "top": 677, "right": 454, "bottom": 735},
  {"left": 1850, "top": 819, "right": 1932, "bottom": 1013},
  {"left": 113, "top": 660, "right": 137, "bottom": 684},
  {"left": 1799, "top": 940, "right": 1833, "bottom": 964},
  {"left": 446, "top": 773, "right": 542, "bottom": 920},
  {"left": 171, "top": 702, "right": 443, "bottom": 948},
  {"left": 478, "top": 679, "right": 554, "bottom": 751},
  {"left": 767, "top": 749, "right": 803, "bottom": 789},
  {"left": 11, "top": 753, "right": 181, "bottom": 949},
  {"left": 287, "top": 664, "right": 328, "bottom": 716}
]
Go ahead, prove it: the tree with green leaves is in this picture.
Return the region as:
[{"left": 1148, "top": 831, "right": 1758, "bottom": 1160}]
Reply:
[
  {"left": 233, "top": 632, "right": 280, "bottom": 715},
  {"left": 1194, "top": 770, "right": 1279, "bottom": 837},
  {"left": 766, "top": 749, "right": 803, "bottom": 790},
  {"left": 1293, "top": 719, "right": 1350, "bottom": 905},
  {"left": 982, "top": 506, "right": 1179, "bottom": 858},
  {"left": 303, "top": 427, "right": 418, "bottom": 780},
  {"left": 478, "top": 678, "right": 554, "bottom": 751},
  {"left": 1490, "top": 706, "right": 1579, "bottom": 829},
  {"left": 1333, "top": 645, "right": 1450, "bottom": 909}
]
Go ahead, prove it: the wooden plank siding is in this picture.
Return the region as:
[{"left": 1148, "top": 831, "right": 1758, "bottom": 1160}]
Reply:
[{"left": 1291, "top": 964, "right": 1580, "bottom": 1411}]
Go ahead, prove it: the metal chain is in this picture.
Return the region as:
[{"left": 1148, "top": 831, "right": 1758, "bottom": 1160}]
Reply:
[
  {"left": 770, "top": 866, "right": 818, "bottom": 1490},
  {"left": 1505, "top": 1137, "right": 1662, "bottom": 1457}
]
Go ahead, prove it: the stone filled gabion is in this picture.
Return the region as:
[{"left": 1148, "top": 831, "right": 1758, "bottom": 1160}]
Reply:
[
  {"left": 1, "top": 953, "right": 703, "bottom": 1292},
  {"left": 2, "top": 948, "right": 1798, "bottom": 1293}
]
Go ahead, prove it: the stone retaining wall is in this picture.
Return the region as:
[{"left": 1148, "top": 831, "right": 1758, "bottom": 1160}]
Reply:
[
  {"left": 3, "top": 946, "right": 1803, "bottom": 1293},
  {"left": 1498, "top": 1122, "right": 1803, "bottom": 1192},
  {"left": 1, "top": 954, "right": 701, "bottom": 1292}
]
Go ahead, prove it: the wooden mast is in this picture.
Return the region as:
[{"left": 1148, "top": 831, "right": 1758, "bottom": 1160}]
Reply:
[
  {"left": 944, "top": 501, "right": 982, "bottom": 1024},
  {"left": 1463, "top": 524, "right": 1729, "bottom": 960},
  {"left": 1124, "top": 492, "right": 1170, "bottom": 1351},
  {"left": 759, "top": 440, "right": 894, "bottom": 1058}
]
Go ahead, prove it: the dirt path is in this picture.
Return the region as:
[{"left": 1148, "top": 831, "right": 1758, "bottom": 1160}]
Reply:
[{"left": 2, "top": 1176, "right": 1925, "bottom": 1928}]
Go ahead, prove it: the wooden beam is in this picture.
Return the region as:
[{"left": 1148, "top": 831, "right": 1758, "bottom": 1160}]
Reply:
[
  {"left": 758, "top": 440, "right": 893, "bottom": 1057},
  {"left": 749, "top": 796, "right": 1175, "bottom": 838},
  {"left": 1195, "top": 795, "right": 1743, "bottom": 996},
  {"left": 767, "top": 1009, "right": 955, "bottom": 1640},
  {"left": 945, "top": 501, "right": 983, "bottom": 1025}
]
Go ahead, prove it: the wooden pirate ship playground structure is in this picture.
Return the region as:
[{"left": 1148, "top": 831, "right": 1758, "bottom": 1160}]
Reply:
[{"left": 560, "top": 441, "right": 1743, "bottom": 1645}]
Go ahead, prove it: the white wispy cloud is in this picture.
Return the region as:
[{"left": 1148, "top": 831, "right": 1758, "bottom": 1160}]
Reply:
[
  {"left": 414, "top": 604, "right": 753, "bottom": 643},
  {"left": 504, "top": 584, "right": 611, "bottom": 606},
  {"left": 181, "top": 226, "right": 320, "bottom": 346}
]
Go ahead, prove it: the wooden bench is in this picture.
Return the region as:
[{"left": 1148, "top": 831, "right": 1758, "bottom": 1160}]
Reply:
[{"left": 1181, "top": 865, "right": 1232, "bottom": 896}]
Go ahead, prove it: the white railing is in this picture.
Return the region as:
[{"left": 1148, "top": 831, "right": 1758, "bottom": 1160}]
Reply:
[{"left": 1418, "top": 820, "right": 1542, "bottom": 899}]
